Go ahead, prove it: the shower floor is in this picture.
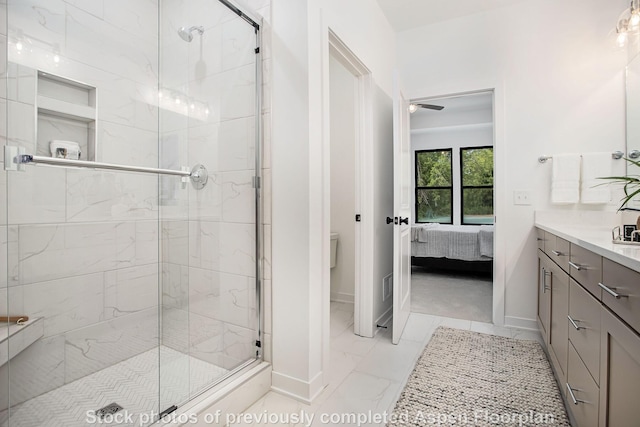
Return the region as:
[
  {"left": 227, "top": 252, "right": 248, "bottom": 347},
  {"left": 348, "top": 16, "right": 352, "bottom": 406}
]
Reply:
[{"left": 1, "top": 346, "right": 228, "bottom": 427}]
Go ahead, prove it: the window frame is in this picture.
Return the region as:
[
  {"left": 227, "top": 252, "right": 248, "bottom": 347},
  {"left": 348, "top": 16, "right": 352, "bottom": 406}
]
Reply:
[
  {"left": 459, "top": 145, "right": 494, "bottom": 226},
  {"left": 414, "top": 148, "right": 453, "bottom": 224}
]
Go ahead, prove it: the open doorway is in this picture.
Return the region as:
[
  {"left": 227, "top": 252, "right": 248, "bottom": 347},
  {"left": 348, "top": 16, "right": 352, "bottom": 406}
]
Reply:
[
  {"left": 328, "top": 49, "right": 359, "bottom": 335},
  {"left": 409, "top": 91, "right": 495, "bottom": 323}
]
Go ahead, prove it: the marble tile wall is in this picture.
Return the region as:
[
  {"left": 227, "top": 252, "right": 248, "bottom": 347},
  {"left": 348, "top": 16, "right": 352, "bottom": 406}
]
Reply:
[
  {"left": 0, "top": 0, "right": 164, "bottom": 409},
  {"left": 0, "top": 0, "right": 272, "bottom": 414}
]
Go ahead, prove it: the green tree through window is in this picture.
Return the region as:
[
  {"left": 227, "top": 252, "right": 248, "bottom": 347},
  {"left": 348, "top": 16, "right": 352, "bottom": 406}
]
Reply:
[
  {"left": 415, "top": 149, "right": 452, "bottom": 223},
  {"left": 461, "top": 147, "right": 494, "bottom": 225}
]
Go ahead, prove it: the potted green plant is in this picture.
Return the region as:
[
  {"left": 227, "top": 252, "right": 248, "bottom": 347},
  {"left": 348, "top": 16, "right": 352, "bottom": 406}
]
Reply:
[{"left": 600, "top": 158, "right": 640, "bottom": 211}]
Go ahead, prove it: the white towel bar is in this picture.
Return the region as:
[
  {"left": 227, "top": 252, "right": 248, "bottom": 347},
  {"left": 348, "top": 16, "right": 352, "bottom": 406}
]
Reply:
[{"left": 539, "top": 151, "right": 624, "bottom": 163}]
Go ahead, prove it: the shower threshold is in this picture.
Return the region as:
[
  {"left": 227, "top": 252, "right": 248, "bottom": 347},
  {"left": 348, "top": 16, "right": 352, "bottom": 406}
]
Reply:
[{"left": 1, "top": 346, "right": 228, "bottom": 427}]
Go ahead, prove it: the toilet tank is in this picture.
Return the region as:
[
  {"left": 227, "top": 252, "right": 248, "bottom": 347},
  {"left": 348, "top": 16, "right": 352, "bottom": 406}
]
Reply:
[{"left": 330, "top": 233, "right": 339, "bottom": 268}]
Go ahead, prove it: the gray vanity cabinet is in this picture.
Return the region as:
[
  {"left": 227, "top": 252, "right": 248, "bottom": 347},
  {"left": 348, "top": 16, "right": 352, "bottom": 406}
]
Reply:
[
  {"left": 538, "top": 249, "right": 569, "bottom": 383},
  {"left": 568, "top": 279, "right": 601, "bottom": 384},
  {"left": 599, "top": 307, "right": 640, "bottom": 427},
  {"left": 567, "top": 342, "right": 599, "bottom": 427},
  {"left": 536, "top": 228, "right": 640, "bottom": 427},
  {"left": 545, "top": 231, "right": 571, "bottom": 273},
  {"left": 538, "top": 250, "right": 551, "bottom": 344},
  {"left": 549, "top": 256, "right": 569, "bottom": 383}
]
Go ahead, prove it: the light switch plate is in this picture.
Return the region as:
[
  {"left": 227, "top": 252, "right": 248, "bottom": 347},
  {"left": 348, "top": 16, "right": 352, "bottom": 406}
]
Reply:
[{"left": 514, "top": 190, "right": 531, "bottom": 205}]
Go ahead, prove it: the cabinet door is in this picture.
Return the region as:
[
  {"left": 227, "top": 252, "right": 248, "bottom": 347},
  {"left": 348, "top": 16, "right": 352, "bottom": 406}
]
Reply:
[
  {"left": 567, "top": 342, "right": 599, "bottom": 427},
  {"left": 549, "top": 258, "right": 569, "bottom": 384},
  {"left": 538, "top": 251, "right": 552, "bottom": 344},
  {"left": 569, "top": 279, "right": 601, "bottom": 385},
  {"left": 599, "top": 307, "right": 640, "bottom": 427}
]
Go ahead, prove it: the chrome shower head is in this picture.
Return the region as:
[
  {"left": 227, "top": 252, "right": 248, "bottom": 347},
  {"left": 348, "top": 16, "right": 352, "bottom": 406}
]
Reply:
[{"left": 178, "top": 26, "right": 204, "bottom": 42}]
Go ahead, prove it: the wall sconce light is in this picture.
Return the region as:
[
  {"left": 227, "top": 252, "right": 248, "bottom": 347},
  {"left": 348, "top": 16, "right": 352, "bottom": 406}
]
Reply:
[{"left": 617, "top": 0, "right": 640, "bottom": 47}]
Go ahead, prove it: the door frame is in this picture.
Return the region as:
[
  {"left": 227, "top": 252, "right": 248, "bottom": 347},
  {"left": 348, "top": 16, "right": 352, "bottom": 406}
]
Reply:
[
  {"left": 409, "top": 87, "right": 506, "bottom": 326},
  {"left": 326, "top": 30, "right": 374, "bottom": 338}
]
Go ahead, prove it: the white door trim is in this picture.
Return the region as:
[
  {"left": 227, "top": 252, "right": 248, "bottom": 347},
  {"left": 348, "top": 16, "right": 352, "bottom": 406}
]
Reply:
[
  {"left": 320, "top": 25, "right": 375, "bottom": 394},
  {"left": 327, "top": 30, "right": 374, "bottom": 340}
]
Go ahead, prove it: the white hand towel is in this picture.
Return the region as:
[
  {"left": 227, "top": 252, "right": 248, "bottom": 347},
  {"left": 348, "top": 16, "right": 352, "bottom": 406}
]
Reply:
[
  {"left": 581, "top": 152, "right": 612, "bottom": 204},
  {"left": 551, "top": 154, "right": 580, "bottom": 204}
]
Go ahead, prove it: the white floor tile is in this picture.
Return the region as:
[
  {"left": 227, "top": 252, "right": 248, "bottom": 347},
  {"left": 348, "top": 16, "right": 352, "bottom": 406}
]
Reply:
[
  {"left": 354, "top": 338, "right": 423, "bottom": 383},
  {"left": 214, "top": 302, "right": 542, "bottom": 427}
]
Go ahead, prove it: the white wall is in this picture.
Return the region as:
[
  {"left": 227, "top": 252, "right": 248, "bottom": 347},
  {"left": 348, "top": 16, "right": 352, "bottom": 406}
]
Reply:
[
  {"left": 329, "top": 54, "right": 356, "bottom": 303},
  {"left": 398, "top": 0, "right": 629, "bottom": 327},
  {"left": 271, "top": 0, "right": 395, "bottom": 402}
]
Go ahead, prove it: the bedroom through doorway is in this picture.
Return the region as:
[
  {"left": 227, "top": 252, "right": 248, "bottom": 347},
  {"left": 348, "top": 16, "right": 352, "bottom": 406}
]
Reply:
[{"left": 409, "top": 91, "right": 495, "bottom": 323}]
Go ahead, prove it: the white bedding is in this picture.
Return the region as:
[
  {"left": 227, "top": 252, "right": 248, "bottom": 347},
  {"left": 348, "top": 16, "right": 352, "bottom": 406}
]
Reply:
[{"left": 411, "top": 224, "right": 494, "bottom": 261}]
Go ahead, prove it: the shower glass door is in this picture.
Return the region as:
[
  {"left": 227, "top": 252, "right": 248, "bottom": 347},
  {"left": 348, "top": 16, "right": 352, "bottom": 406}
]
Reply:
[
  {"left": 158, "top": 0, "right": 261, "bottom": 412},
  {"left": 0, "top": 0, "right": 261, "bottom": 425}
]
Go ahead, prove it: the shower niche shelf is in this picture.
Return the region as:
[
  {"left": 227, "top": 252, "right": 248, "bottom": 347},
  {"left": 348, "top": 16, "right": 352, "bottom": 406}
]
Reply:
[{"left": 36, "top": 71, "right": 97, "bottom": 161}]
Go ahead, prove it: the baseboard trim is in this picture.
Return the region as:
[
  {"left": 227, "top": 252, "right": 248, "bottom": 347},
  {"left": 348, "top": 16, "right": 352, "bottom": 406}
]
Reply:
[
  {"left": 504, "top": 316, "right": 538, "bottom": 331},
  {"left": 271, "top": 370, "right": 325, "bottom": 404},
  {"left": 330, "top": 292, "right": 355, "bottom": 304}
]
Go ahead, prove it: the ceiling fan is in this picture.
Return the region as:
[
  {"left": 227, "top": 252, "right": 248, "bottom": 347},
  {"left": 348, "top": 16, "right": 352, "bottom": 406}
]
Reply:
[{"left": 409, "top": 103, "right": 445, "bottom": 113}]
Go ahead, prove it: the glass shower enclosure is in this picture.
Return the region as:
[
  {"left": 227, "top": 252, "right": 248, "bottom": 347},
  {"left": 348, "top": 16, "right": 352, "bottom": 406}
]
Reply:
[{"left": 0, "top": 0, "right": 262, "bottom": 425}]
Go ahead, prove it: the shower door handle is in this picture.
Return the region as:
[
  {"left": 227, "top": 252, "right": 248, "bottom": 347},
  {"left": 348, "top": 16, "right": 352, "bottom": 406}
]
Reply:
[
  {"left": 399, "top": 217, "right": 409, "bottom": 225},
  {"left": 386, "top": 217, "right": 397, "bottom": 225}
]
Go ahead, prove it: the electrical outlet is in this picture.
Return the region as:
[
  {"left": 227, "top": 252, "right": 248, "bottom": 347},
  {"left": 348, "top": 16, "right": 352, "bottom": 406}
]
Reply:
[{"left": 514, "top": 190, "right": 532, "bottom": 206}]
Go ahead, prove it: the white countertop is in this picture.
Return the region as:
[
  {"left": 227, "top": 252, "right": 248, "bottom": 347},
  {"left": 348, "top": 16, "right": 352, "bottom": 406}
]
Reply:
[{"left": 535, "top": 220, "right": 640, "bottom": 273}]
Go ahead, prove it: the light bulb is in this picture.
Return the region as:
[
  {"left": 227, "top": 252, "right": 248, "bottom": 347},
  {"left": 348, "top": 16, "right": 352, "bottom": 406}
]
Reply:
[
  {"left": 409, "top": 104, "right": 418, "bottom": 113},
  {"left": 617, "top": 31, "right": 629, "bottom": 47},
  {"left": 190, "top": 103, "right": 195, "bottom": 110},
  {"left": 631, "top": 13, "right": 640, "bottom": 28},
  {"left": 53, "top": 54, "right": 60, "bottom": 63},
  {"left": 15, "top": 42, "right": 22, "bottom": 51}
]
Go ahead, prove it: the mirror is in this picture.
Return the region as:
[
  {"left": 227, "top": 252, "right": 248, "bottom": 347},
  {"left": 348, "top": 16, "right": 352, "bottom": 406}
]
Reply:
[
  {"left": 626, "top": 54, "right": 640, "bottom": 173},
  {"left": 626, "top": 55, "right": 640, "bottom": 210}
]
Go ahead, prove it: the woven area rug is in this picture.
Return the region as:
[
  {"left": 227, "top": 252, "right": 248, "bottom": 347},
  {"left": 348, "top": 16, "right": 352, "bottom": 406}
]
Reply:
[{"left": 388, "top": 327, "right": 570, "bottom": 426}]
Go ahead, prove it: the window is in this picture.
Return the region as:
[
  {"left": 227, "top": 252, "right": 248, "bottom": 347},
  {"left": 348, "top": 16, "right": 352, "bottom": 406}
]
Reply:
[
  {"left": 415, "top": 149, "right": 452, "bottom": 223},
  {"left": 460, "top": 146, "right": 494, "bottom": 225}
]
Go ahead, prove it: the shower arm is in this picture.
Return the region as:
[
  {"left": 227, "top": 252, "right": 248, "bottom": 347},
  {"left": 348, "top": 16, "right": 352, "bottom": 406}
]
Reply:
[{"left": 11, "top": 153, "right": 209, "bottom": 189}]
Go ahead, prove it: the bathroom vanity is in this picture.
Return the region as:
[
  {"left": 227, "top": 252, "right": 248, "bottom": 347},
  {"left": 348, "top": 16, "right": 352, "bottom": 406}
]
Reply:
[{"left": 535, "top": 221, "right": 640, "bottom": 427}]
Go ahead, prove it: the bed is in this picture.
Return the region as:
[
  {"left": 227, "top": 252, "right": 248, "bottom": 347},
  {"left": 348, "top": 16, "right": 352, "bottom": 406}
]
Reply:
[{"left": 411, "top": 224, "right": 494, "bottom": 272}]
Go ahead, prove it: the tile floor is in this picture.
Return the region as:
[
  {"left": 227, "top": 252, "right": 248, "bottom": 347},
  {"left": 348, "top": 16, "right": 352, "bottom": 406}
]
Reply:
[
  {"left": 2, "top": 346, "right": 228, "bottom": 427},
  {"left": 411, "top": 267, "right": 493, "bottom": 323},
  {"left": 232, "top": 302, "right": 542, "bottom": 427}
]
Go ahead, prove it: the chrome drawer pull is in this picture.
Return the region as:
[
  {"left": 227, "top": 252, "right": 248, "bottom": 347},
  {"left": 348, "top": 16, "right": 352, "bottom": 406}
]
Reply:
[
  {"left": 598, "top": 282, "right": 628, "bottom": 299},
  {"left": 567, "top": 315, "right": 583, "bottom": 330},
  {"left": 568, "top": 261, "right": 584, "bottom": 271},
  {"left": 551, "top": 250, "right": 564, "bottom": 256},
  {"left": 566, "top": 383, "right": 584, "bottom": 405},
  {"left": 542, "top": 268, "right": 551, "bottom": 292}
]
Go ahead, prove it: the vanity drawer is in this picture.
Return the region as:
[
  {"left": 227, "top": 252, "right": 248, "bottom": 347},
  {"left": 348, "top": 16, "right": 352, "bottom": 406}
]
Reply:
[
  {"left": 568, "top": 279, "right": 601, "bottom": 385},
  {"left": 545, "top": 232, "right": 570, "bottom": 272},
  {"left": 601, "top": 258, "right": 640, "bottom": 333},
  {"left": 567, "top": 342, "right": 599, "bottom": 427},
  {"left": 536, "top": 228, "right": 546, "bottom": 251},
  {"left": 569, "top": 244, "right": 602, "bottom": 299}
]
